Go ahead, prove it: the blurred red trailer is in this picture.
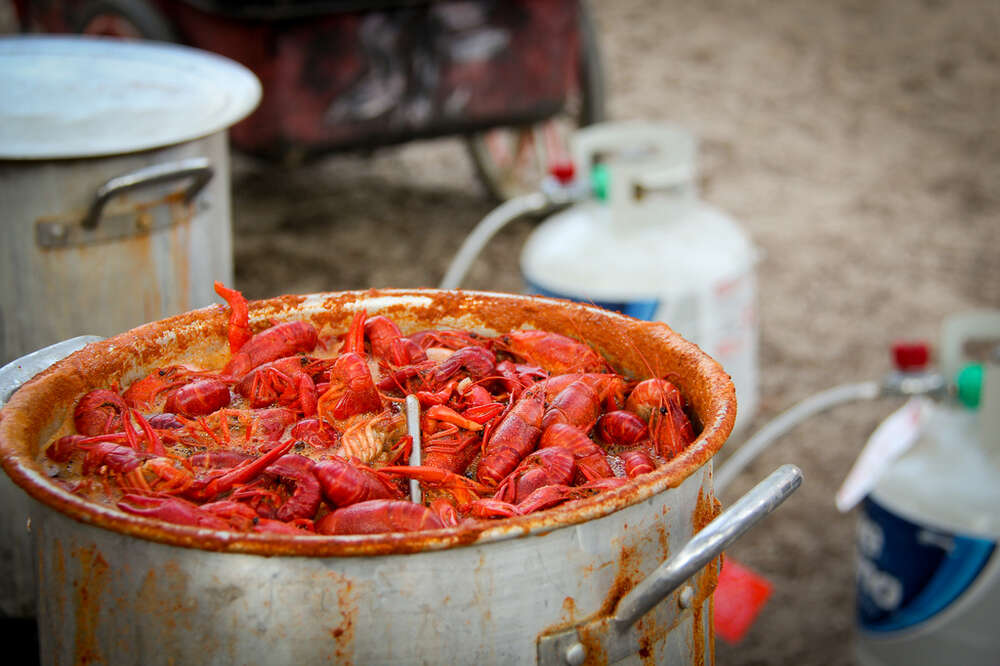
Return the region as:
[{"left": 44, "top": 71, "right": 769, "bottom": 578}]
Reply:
[{"left": 13, "top": 0, "right": 605, "bottom": 198}]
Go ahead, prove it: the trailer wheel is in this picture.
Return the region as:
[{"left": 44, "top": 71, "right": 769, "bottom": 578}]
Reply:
[
  {"left": 465, "top": 1, "right": 606, "bottom": 201},
  {"left": 73, "top": 0, "right": 177, "bottom": 42}
]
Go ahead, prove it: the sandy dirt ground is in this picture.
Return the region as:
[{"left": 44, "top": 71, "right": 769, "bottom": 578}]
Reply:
[{"left": 6, "top": 1, "right": 1000, "bottom": 663}]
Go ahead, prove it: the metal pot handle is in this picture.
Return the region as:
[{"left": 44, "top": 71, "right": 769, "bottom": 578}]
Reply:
[
  {"left": 81, "top": 157, "right": 214, "bottom": 230},
  {"left": 0, "top": 336, "right": 105, "bottom": 408},
  {"left": 537, "top": 464, "right": 803, "bottom": 665}
]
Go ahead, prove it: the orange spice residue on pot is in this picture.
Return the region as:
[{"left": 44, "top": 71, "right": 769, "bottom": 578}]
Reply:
[{"left": 690, "top": 486, "right": 724, "bottom": 666}]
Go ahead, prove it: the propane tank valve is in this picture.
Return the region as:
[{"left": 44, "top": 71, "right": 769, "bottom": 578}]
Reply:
[{"left": 881, "top": 340, "right": 946, "bottom": 398}]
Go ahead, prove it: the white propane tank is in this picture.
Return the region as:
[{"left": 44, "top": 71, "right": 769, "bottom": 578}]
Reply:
[
  {"left": 855, "top": 311, "right": 1000, "bottom": 666},
  {"left": 521, "top": 122, "right": 759, "bottom": 434}
]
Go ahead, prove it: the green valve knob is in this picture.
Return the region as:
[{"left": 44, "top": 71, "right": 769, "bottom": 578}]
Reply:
[
  {"left": 956, "top": 363, "right": 983, "bottom": 408},
  {"left": 590, "top": 163, "right": 610, "bottom": 202}
]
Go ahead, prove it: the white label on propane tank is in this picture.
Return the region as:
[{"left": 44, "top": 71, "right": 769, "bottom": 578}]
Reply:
[{"left": 836, "top": 397, "right": 933, "bottom": 513}]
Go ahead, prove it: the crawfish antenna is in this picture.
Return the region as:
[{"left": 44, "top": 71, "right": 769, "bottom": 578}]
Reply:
[{"left": 405, "top": 394, "right": 423, "bottom": 504}]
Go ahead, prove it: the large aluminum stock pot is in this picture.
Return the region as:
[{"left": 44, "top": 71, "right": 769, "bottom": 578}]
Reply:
[{"left": 0, "top": 290, "right": 796, "bottom": 664}]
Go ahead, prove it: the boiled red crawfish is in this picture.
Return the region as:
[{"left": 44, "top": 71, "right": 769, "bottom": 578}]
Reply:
[{"left": 43, "top": 284, "right": 701, "bottom": 536}]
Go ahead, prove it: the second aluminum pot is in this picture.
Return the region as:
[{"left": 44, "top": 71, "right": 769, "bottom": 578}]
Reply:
[
  {"left": 0, "top": 36, "right": 260, "bottom": 367},
  {"left": 0, "top": 289, "right": 797, "bottom": 664}
]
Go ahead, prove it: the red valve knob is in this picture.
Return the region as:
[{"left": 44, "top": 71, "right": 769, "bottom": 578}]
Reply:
[
  {"left": 549, "top": 161, "right": 576, "bottom": 185},
  {"left": 891, "top": 341, "right": 930, "bottom": 371}
]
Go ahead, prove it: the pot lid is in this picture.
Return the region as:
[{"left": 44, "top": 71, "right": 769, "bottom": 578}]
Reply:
[{"left": 0, "top": 36, "right": 261, "bottom": 160}]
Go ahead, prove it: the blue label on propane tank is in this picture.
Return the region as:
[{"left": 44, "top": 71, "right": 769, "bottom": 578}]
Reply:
[
  {"left": 856, "top": 497, "right": 996, "bottom": 632},
  {"left": 525, "top": 282, "right": 660, "bottom": 321}
]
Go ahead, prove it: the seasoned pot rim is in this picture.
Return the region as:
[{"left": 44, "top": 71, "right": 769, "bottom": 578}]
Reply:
[{"left": 0, "top": 289, "right": 735, "bottom": 557}]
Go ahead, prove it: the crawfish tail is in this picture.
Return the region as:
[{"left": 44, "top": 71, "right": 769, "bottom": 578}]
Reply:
[
  {"left": 164, "top": 379, "right": 232, "bottom": 418},
  {"left": 46, "top": 434, "right": 87, "bottom": 463},
  {"left": 421, "top": 430, "right": 481, "bottom": 474},
  {"left": 223, "top": 321, "right": 319, "bottom": 379},
  {"left": 319, "top": 352, "right": 382, "bottom": 420},
  {"left": 622, "top": 449, "right": 656, "bottom": 478},
  {"left": 315, "top": 499, "right": 444, "bottom": 535},
  {"left": 73, "top": 389, "right": 128, "bottom": 436},
  {"left": 539, "top": 423, "right": 614, "bottom": 481},
  {"left": 265, "top": 454, "right": 322, "bottom": 522},
  {"left": 468, "top": 498, "right": 520, "bottom": 519},
  {"left": 289, "top": 417, "right": 340, "bottom": 448},
  {"left": 81, "top": 442, "right": 153, "bottom": 475},
  {"left": 314, "top": 458, "right": 399, "bottom": 507},
  {"left": 501, "top": 330, "right": 609, "bottom": 375},
  {"left": 365, "top": 315, "right": 430, "bottom": 366},
  {"left": 188, "top": 450, "right": 253, "bottom": 469},
  {"left": 476, "top": 385, "right": 544, "bottom": 486},
  {"left": 493, "top": 446, "right": 576, "bottom": 504},
  {"left": 431, "top": 345, "right": 496, "bottom": 385},
  {"left": 118, "top": 494, "right": 230, "bottom": 530},
  {"left": 214, "top": 281, "right": 252, "bottom": 354},
  {"left": 596, "top": 410, "right": 648, "bottom": 446},
  {"left": 540, "top": 378, "right": 602, "bottom": 432},
  {"left": 341, "top": 310, "right": 367, "bottom": 355}
]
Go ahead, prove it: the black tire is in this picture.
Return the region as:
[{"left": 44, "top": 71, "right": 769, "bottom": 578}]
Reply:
[
  {"left": 466, "top": 0, "right": 606, "bottom": 201},
  {"left": 72, "top": 0, "right": 178, "bottom": 42}
]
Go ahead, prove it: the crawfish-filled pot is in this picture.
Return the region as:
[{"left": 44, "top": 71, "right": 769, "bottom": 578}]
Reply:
[{"left": 0, "top": 290, "right": 737, "bottom": 664}]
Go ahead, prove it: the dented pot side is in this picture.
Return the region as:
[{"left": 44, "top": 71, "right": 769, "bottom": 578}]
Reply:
[{"left": 0, "top": 289, "right": 736, "bottom": 557}]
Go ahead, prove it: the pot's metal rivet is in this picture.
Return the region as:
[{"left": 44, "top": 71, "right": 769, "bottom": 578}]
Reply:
[
  {"left": 39, "top": 223, "right": 68, "bottom": 244},
  {"left": 25, "top": 518, "right": 31, "bottom": 533},
  {"left": 678, "top": 585, "right": 695, "bottom": 609},
  {"left": 564, "top": 641, "right": 586, "bottom": 666}
]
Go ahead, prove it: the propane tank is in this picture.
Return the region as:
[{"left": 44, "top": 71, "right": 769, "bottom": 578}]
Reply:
[
  {"left": 520, "top": 122, "right": 759, "bottom": 434},
  {"left": 854, "top": 312, "right": 1000, "bottom": 666}
]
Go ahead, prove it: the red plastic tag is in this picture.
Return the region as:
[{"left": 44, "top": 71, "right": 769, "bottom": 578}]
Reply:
[{"left": 713, "top": 557, "right": 773, "bottom": 644}]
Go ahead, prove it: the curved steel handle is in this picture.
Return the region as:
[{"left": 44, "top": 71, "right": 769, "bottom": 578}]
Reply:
[
  {"left": 80, "top": 157, "right": 214, "bottom": 230},
  {"left": 613, "top": 463, "right": 802, "bottom": 631},
  {"left": 540, "top": 464, "right": 803, "bottom": 666},
  {"left": 0, "top": 336, "right": 105, "bottom": 408}
]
